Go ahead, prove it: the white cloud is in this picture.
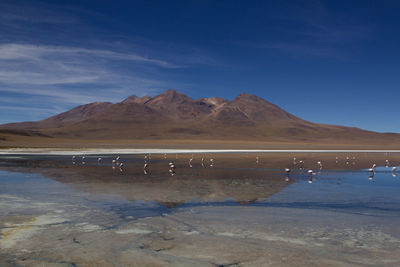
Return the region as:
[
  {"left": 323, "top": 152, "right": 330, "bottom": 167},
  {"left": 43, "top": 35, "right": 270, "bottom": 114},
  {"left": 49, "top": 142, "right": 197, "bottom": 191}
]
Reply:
[
  {"left": 0, "top": 44, "right": 179, "bottom": 68},
  {"left": 0, "top": 43, "right": 180, "bottom": 106}
]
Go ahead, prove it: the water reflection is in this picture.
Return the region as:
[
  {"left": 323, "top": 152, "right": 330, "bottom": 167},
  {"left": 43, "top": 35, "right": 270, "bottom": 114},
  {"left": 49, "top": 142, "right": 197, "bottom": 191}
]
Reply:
[
  {"left": 1, "top": 153, "right": 400, "bottom": 211},
  {"left": 2, "top": 153, "right": 400, "bottom": 266}
]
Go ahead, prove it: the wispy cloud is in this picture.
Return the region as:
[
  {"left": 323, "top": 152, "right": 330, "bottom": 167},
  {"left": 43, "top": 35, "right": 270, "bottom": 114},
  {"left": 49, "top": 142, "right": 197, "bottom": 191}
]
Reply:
[
  {"left": 0, "top": 44, "right": 179, "bottom": 68},
  {"left": 0, "top": 43, "right": 182, "bottom": 101}
]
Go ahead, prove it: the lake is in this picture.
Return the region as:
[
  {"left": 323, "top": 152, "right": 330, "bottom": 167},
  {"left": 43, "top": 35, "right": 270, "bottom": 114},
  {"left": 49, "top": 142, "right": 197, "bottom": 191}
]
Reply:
[{"left": 1, "top": 152, "right": 400, "bottom": 266}]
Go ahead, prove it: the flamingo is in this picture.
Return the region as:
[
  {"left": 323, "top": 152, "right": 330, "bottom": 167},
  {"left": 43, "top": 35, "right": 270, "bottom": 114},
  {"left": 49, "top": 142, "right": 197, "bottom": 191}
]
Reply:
[
  {"left": 299, "top": 160, "right": 304, "bottom": 169},
  {"left": 112, "top": 159, "right": 116, "bottom": 169},
  {"left": 189, "top": 158, "right": 193, "bottom": 168},
  {"left": 168, "top": 162, "right": 176, "bottom": 176},
  {"left": 317, "top": 161, "right": 322, "bottom": 169},
  {"left": 210, "top": 158, "right": 214, "bottom": 167}
]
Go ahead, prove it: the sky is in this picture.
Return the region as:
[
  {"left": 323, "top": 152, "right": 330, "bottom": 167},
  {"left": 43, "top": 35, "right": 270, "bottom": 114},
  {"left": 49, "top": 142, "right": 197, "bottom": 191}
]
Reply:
[{"left": 1, "top": 0, "right": 400, "bottom": 132}]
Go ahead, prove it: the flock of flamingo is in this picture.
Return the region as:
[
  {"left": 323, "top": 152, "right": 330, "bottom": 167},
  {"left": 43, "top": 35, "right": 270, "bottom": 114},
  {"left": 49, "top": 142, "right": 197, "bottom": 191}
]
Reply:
[{"left": 71, "top": 154, "right": 398, "bottom": 182}]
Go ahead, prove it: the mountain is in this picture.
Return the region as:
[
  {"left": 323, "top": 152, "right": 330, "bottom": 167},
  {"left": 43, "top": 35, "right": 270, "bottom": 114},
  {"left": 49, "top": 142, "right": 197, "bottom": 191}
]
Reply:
[{"left": 1, "top": 89, "right": 399, "bottom": 144}]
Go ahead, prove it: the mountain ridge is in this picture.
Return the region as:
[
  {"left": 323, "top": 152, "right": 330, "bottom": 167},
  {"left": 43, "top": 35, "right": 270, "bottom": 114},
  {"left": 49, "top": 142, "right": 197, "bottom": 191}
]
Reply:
[{"left": 1, "top": 89, "right": 399, "bottom": 143}]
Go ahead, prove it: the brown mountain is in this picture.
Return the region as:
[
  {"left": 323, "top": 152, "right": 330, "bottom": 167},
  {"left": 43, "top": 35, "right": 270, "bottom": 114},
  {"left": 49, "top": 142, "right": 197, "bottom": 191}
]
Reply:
[{"left": 1, "top": 89, "right": 399, "bottom": 144}]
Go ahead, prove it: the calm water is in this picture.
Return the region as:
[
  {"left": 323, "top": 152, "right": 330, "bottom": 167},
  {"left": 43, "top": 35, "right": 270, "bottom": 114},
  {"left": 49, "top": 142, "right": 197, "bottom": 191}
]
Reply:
[{"left": 1, "top": 153, "right": 400, "bottom": 266}]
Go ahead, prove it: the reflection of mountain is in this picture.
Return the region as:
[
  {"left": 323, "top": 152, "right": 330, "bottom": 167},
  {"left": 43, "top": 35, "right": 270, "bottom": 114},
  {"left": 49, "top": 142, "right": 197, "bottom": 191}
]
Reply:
[
  {"left": 1, "top": 89, "right": 399, "bottom": 144},
  {"left": 0, "top": 159, "right": 291, "bottom": 205}
]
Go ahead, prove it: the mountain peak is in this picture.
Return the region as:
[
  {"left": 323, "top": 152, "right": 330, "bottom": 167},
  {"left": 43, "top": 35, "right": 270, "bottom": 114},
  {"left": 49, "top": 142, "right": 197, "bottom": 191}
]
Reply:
[
  {"left": 147, "top": 89, "right": 192, "bottom": 105},
  {"left": 159, "top": 89, "right": 190, "bottom": 99},
  {"left": 234, "top": 93, "right": 264, "bottom": 101}
]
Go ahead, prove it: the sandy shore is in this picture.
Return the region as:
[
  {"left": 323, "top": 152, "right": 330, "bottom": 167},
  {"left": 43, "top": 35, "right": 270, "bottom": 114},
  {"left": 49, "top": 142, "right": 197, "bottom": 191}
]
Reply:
[{"left": 2, "top": 148, "right": 400, "bottom": 155}]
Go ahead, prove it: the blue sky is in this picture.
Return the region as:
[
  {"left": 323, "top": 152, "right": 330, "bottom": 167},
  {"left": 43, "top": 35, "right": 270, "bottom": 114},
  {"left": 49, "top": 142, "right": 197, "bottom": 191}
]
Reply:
[{"left": 1, "top": 0, "right": 400, "bottom": 132}]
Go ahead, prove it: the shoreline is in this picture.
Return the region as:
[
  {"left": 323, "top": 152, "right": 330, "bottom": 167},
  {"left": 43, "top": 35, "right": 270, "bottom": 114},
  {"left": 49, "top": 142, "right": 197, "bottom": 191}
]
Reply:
[{"left": 1, "top": 148, "right": 400, "bottom": 155}]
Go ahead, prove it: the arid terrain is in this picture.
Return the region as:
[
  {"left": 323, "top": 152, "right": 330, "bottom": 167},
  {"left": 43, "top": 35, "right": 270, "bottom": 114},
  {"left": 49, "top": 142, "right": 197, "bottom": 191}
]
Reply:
[{"left": 1, "top": 89, "right": 400, "bottom": 149}]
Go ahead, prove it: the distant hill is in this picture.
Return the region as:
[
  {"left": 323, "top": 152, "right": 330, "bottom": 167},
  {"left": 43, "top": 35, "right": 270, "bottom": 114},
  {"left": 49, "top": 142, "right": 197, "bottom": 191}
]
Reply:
[{"left": 1, "top": 89, "right": 400, "bottom": 144}]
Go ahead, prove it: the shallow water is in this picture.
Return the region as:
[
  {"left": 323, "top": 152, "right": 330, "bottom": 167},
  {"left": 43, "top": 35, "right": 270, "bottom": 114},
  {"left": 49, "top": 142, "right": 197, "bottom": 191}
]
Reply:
[{"left": 1, "top": 153, "right": 400, "bottom": 266}]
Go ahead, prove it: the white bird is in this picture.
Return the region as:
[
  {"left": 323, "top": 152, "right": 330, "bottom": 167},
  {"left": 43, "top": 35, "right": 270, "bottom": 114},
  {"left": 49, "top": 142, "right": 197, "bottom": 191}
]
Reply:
[
  {"left": 285, "top": 168, "right": 291, "bottom": 173},
  {"left": 299, "top": 160, "right": 304, "bottom": 169},
  {"left": 317, "top": 161, "right": 322, "bottom": 169},
  {"left": 144, "top": 163, "right": 149, "bottom": 169},
  {"left": 307, "top": 169, "right": 313, "bottom": 174},
  {"left": 368, "top": 168, "right": 375, "bottom": 173},
  {"left": 81, "top": 156, "right": 86, "bottom": 164},
  {"left": 97, "top": 157, "right": 102, "bottom": 164},
  {"left": 392, "top": 167, "right": 397, "bottom": 172},
  {"left": 256, "top": 156, "right": 259, "bottom": 164},
  {"left": 189, "top": 158, "right": 193, "bottom": 168},
  {"left": 119, "top": 162, "right": 124, "bottom": 172},
  {"left": 210, "top": 158, "right": 214, "bottom": 167}
]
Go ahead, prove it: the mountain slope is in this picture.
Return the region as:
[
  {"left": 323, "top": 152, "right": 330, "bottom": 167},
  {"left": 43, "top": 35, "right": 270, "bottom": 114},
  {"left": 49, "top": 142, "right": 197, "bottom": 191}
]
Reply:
[{"left": 0, "top": 89, "right": 399, "bottom": 143}]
